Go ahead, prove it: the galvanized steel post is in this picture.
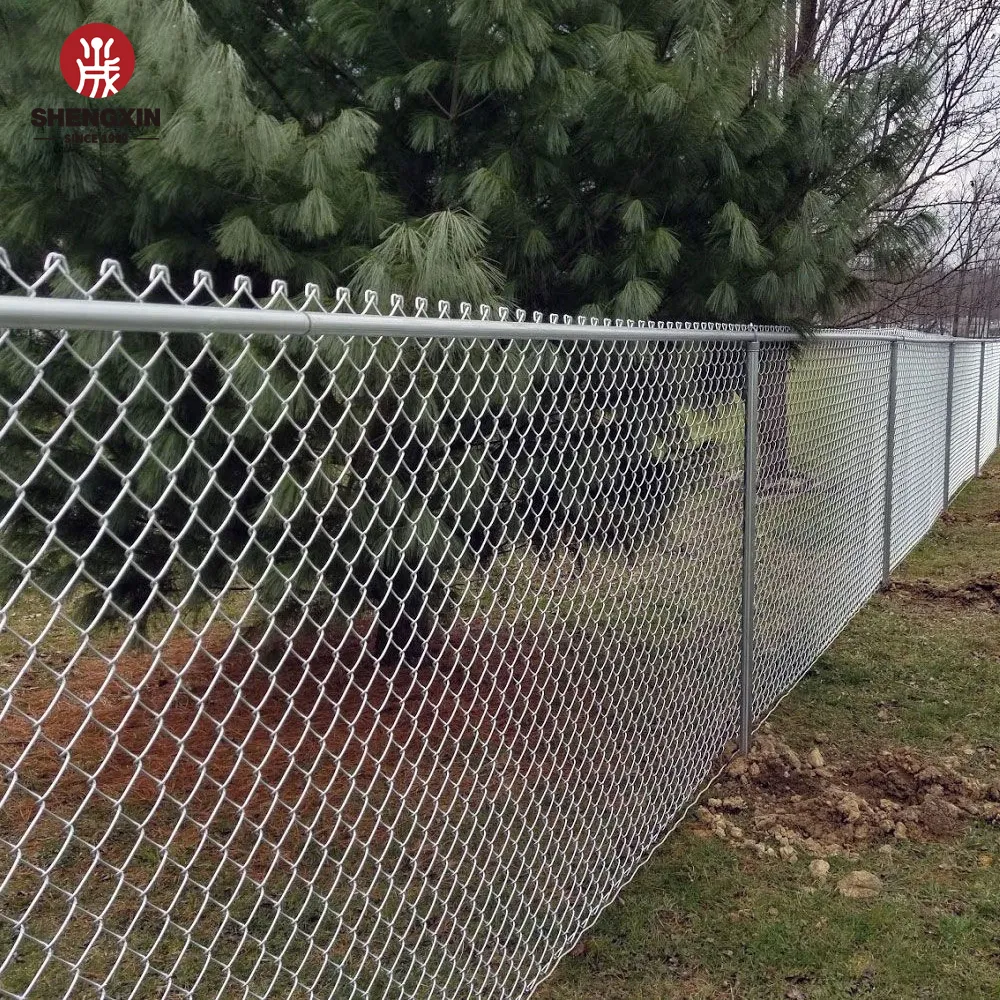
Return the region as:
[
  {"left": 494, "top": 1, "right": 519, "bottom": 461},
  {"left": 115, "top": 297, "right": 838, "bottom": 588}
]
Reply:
[
  {"left": 739, "top": 337, "right": 760, "bottom": 755},
  {"left": 881, "top": 339, "right": 900, "bottom": 588},
  {"left": 976, "top": 338, "right": 986, "bottom": 473},
  {"left": 943, "top": 342, "right": 956, "bottom": 508}
]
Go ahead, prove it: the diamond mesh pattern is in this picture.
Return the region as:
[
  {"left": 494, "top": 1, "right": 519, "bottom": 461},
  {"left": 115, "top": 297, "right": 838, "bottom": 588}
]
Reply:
[
  {"left": 948, "top": 342, "right": 982, "bottom": 497},
  {"left": 979, "top": 344, "right": 1000, "bottom": 467},
  {"left": 752, "top": 340, "right": 892, "bottom": 717},
  {"left": 0, "top": 251, "right": 995, "bottom": 1000},
  {"left": 887, "top": 342, "right": 951, "bottom": 568}
]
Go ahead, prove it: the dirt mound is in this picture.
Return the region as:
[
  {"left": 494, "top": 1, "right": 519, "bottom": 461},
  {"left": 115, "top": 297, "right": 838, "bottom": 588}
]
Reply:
[
  {"left": 939, "top": 510, "right": 973, "bottom": 525},
  {"left": 695, "top": 729, "right": 1000, "bottom": 860},
  {"left": 887, "top": 575, "right": 1000, "bottom": 609}
]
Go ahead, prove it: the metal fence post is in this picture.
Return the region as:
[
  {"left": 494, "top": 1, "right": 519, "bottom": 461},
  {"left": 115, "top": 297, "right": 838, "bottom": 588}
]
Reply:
[
  {"left": 943, "top": 341, "right": 956, "bottom": 509},
  {"left": 975, "top": 339, "right": 986, "bottom": 473},
  {"left": 881, "top": 339, "right": 900, "bottom": 588},
  {"left": 739, "top": 337, "right": 760, "bottom": 755}
]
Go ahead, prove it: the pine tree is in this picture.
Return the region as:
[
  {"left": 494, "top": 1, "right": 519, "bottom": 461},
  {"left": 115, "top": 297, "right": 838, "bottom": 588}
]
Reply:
[
  {"left": 1, "top": 0, "right": 934, "bottom": 315},
  {"left": 0, "top": 0, "right": 939, "bottom": 667}
]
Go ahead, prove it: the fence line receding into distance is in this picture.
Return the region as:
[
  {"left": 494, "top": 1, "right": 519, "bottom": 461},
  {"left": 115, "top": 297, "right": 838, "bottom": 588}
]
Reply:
[{"left": 0, "top": 250, "right": 995, "bottom": 1000}]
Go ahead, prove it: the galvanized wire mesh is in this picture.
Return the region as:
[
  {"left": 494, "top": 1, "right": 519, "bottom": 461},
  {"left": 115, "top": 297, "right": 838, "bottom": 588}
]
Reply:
[
  {"left": 982, "top": 345, "right": 1000, "bottom": 466},
  {"left": 752, "top": 340, "right": 893, "bottom": 717},
  {"left": 0, "top": 252, "right": 997, "bottom": 1000},
  {"left": 949, "top": 342, "right": 983, "bottom": 498},
  {"left": 887, "top": 342, "right": 951, "bottom": 569}
]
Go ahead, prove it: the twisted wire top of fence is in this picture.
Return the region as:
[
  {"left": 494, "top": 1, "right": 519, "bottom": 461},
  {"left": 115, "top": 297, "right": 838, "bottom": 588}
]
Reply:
[{"left": 0, "top": 247, "right": 965, "bottom": 343}]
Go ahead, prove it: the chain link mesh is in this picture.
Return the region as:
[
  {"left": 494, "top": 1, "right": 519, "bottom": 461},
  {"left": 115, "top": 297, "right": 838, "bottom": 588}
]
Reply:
[
  {"left": 949, "top": 342, "right": 983, "bottom": 498},
  {"left": 887, "top": 342, "right": 951, "bottom": 569},
  {"left": 752, "top": 340, "right": 893, "bottom": 717},
  {"left": 0, "top": 252, "right": 997, "bottom": 1000},
  {"left": 982, "top": 345, "right": 1000, "bottom": 465}
]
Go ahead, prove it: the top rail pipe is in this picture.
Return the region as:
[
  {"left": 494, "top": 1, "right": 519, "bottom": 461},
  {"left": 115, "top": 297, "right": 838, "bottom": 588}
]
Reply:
[{"left": 0, "top": 295, "right": 974, "bottom": 345}]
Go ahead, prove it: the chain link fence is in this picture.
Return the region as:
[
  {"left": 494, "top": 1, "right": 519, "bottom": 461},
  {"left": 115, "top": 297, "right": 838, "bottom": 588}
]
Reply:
[{"left": 0, "top": 250, "right": 996, "bottom": 1000}]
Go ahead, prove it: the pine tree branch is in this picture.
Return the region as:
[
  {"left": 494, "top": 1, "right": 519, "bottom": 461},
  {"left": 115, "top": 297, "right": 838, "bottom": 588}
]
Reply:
[
  {"left": 450, "top": 54, "right": 462, "bottom": 120},
  {"left": 458, "top": 96, "right": 493, "bottom": 119},
  {"left": 193, "top": 0, "right": 306, "bottom": 119},
  {"left": 263, "top": 0, "right": 364, "bottom": 103},
  {"left": 424, "top": 90, "right": 451, "bottom": 118}
]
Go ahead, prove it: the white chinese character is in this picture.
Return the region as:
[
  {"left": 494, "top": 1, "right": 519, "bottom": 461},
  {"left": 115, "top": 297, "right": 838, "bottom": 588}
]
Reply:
[{"left": 75, "top": 36, "right": 121, "bottom": 99}]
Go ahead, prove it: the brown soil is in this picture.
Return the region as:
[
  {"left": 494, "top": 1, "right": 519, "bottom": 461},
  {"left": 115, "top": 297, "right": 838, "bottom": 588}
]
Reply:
[
  {"left": 0, "top": 618, "right": 572, "bottom": 877},
  {"left": 694, "top": 728, "right": 1000, "bottom": 859},
  {"left": 886, "top": 575, "right": 1000, "bottom": 609}
]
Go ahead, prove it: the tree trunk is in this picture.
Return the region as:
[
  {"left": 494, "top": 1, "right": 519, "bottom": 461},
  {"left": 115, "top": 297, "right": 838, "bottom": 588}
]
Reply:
[
  {"left": 792, "top": 0, "right": 819, "bottom": 74},
  {"left": 784, "top": 0, "right": 798, "bottom": 75},
  {"left": 952, "top": 270, "right": 966, "bottom": 338},
  {"left": 759, "top": 343, "right": 793, "bottom": 482},
  {"left": 374, "top": 562, "right": 436, "bottom": 672}
]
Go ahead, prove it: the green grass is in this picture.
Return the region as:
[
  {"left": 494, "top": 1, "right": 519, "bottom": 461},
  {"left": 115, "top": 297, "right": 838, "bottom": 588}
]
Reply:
[
  {"left": 536, "top": 459, "right": 1000, "bottom": 1000},
  {"left": 537, "top": 829, "right": 1000, "bottom": 1000}
]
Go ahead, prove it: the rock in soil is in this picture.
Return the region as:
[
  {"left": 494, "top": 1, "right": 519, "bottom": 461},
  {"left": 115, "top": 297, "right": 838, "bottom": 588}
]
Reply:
[
  {"left": 837, "top": 870, "right": 883, "bottom": 899},
  {"left": 809, "top": 858, "right": 830, "bottom": 880},
  {"left": 728, "top": 756, "right": 748, "bottom": 778}
]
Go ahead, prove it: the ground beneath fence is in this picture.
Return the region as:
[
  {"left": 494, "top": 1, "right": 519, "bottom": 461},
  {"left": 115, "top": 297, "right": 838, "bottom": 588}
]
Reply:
[
  {"left": 537, "top": 460, "right": 1000, "bottom": 1000},
  {"left": 887, "top": 573, "right": 1000, "bottom": 609},
  {"left": 0, "top": 618, "right": 586, "bottom": 874}
]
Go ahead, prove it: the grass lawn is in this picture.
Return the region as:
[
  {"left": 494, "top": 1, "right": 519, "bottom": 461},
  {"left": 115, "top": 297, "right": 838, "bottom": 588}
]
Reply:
[{"left": 536, "top": 459, "right": 1000, "bottom": 1000}]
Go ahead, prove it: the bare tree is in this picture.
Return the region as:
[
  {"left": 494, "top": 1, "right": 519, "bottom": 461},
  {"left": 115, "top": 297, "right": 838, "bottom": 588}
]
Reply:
[
  {"left": 756, "top": 0, "right": 1000, "bottom": 493},
  {"left": 851, "top": 168, "right": 1000, "bottom": 333},
  {"left": 780, "top": 0, "right": 1000, "bottom": 327}
]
